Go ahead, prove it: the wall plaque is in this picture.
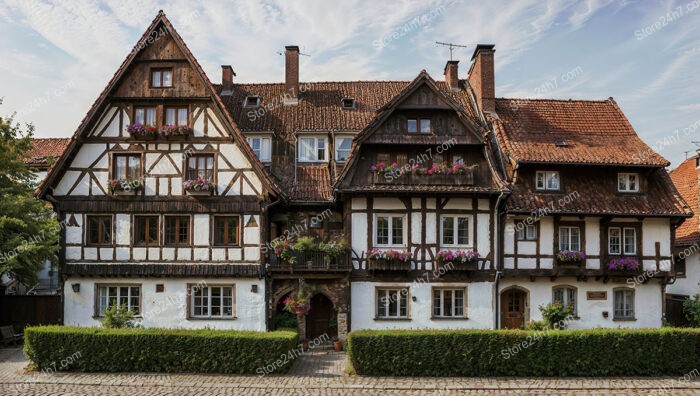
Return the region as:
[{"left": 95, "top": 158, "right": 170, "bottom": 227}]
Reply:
[{"left": 587, "top": 291, "right": 607, "bottom": 300}]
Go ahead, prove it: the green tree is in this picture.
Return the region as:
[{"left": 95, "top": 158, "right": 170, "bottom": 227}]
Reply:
[{"left": 0, "top": 100, "right": 59, "bottom": 287}]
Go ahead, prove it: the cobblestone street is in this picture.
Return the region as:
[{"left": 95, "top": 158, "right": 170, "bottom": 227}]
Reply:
[{"left": 2, "top": 347, "right": 699, "bottom": 395}]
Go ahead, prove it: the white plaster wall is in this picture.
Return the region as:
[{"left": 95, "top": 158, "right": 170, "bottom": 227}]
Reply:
[
  {"left": 350, "top": 281, "right": 494, "bottom": 330},
  {"left": 667, "top": 251, "right": 700, "bottom": 297},
  {"left": 63, "top": 277, "right": 266, "bottom": 331},
  {"left": 499, "top": 277, "right": 663, "bottom": 328}
]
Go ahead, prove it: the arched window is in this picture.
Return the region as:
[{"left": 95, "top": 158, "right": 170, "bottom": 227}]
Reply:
[{"left": 552, "top": 285, "right": 577, "bottom": 315}]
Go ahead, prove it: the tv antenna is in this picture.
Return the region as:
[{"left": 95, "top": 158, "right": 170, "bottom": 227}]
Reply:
[{"left": 435, "top": 41, "right": 470, "bottom": 61}]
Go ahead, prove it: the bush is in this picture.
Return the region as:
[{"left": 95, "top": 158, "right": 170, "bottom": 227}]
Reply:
[
  {"left": 102, "top": 305, "right": 136, "bottom": 329},
  {"left": 684, "top": 294, "right": 700, "bottom": 327},
  {"left": 347, "top": 328, "right": 700, "bottom": 376},
  {"left": 539, "top": 302, "right": 574, "bottom": 329},
  {"left": 25, "top": 326, "right": 298, "bottom": 374},
  {"left": 524, "top": 320, "right": 548, "bottom": 331}
]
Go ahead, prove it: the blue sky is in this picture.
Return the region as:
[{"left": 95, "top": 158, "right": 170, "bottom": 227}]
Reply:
[{"left": 0, "top": 0, "right": 698, "bottom": 168}]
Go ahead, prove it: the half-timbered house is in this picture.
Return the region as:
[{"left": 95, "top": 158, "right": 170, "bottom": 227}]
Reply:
[{"left": 38, "top": 11, "right": 689, "bottom": 337}]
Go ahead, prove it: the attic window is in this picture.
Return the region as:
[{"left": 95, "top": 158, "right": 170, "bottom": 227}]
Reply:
[
  {"left": 695, "top": 157, "right": 700, "bottom": 168},
  {"left": 243, "top": 96, "right": 262, "bottom": 108},
  {"left": 341, "top": 97, "right": 356, "bottom": 109},
  {"left": 554, "top": 140, "right": 568, "bottom": 147}
]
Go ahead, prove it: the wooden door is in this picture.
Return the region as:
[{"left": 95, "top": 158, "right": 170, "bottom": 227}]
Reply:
[
  {"left": 501, "top": 289, "right": 526, "bottom": 329},
  {"left": 306, "top": 294, "right": 336, "bottom": 340}
]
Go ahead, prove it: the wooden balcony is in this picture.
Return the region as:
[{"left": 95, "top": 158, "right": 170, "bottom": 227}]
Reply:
[
  {"left": 373, "top": 171, "right": 474, "bottom": 186},
  {"left": 268, "top": 250, "right": 352, "bottom": 272}
]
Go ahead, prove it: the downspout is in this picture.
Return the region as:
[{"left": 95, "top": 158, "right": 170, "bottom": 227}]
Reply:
[
  {"left": 45, "top": 194, "right": 64, "bottom": 324},
  {"left": 262, "top": 195, "right": 284, "bottom": 331},
  {"left": 493, "top": 190, "right": 507, "bottom": 329}
]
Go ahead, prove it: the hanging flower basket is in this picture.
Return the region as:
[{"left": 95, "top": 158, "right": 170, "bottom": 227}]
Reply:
[{"left": 283, "top": 283, "right": 315, "bottom": 316}]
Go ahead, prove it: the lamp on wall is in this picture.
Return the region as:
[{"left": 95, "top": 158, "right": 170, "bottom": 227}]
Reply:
[
  {"left": 412, "top": 296, "right": 417, "bottom": 302},
  {"left": 251, "top": 285, "right": 258, "bottom": 293},
  {"left": 71, "top": 283, "right": 80, "bottom": 293}
]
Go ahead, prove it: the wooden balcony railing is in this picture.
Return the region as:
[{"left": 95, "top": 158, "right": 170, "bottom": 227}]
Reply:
[{"left": 268, "top": 250, "right": 352, "bottom": 272}]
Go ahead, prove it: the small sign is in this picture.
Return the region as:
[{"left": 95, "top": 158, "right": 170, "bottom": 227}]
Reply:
[{"left": 587, "top": 291, "right": 607, "bottom": 300}]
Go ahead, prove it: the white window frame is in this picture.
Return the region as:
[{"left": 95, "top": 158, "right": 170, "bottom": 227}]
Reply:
[
  {"left": 617, "top": 173, "right": 639, "bottom": 192},
  {"left": 298, "top": 136, "right": 327, "bottom": 162},
  {"left": 535, "top": 171, "right": 560, "bottom": 190},
  {"left": 376, "top": 287, "right": 409, "bottom": 319},
  {"left": 558, "top": 226, "right": 581, "bottom": 251},
  {"left": 608, "top": 227, "right": 636, "bottom": 255},
  {"left": 517, "top": 224, "right": 537, "bottom": 241},
  {"left": 189, "top": 285, "right": 236, "bottom": 319},
  {"left": 614, "top": 289, "right": 635, "bottom": 319},
  {"left": 374, "top": 214, "right": 406, "bottom": 247},
  {"left": 246, "top": 135, "right": 272, "bottom": 163},
  {"left": 440, "top": 215, "right": 472, "bottom": 247},
  {"left": 334, "top": 135, "right": 353, "bottom": 162},
  {"left": 432, "top": 287, "right": 466, "bottom": 318},
  {"left": 97, "top": 284, "right": 141, "bottom": 317},
  {"left": 552, "top": 286, "right": 577, "bottom": 315}
]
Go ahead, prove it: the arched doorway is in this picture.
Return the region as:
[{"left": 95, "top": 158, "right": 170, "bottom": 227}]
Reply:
[
  {"left": 501, "top": 287, "right": 529, "bottom": 329},
  {"left": 306, "top": 293, "right": 336, "bottom": 340}
]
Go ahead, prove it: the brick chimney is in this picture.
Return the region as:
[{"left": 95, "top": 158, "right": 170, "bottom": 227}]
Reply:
[
  {"left": 285, "top": 45, "right": 299, "bottom": 105},
  {"left": 444, "top": 60, "right": 459, "bottom": 91},
  {"left": 467, "top": 44, "right": 495, "bottom": 112},
  {"left": 221, "top": 65, "right": 235, "bottom": 96}
]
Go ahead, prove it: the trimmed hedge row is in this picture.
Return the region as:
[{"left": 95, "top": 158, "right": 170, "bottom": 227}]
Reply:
[
  {"left": 347, "top": 328, "right": 700, "bottom": 377},
  {"left": 25, "top": 326, "right": 298, "bottom": 374}
]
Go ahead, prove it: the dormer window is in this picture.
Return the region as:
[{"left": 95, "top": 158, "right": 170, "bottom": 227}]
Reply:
[
  {"left": 246, "top": 136, "right": 271, "bottom": 163},
  {"left": 244, "top": 96, "right": 262, "bottom": 108},
  {"left": 617, "top": 173, "right": 639, "bottom": 192},
  {"left": 341, "top": 97, "right": 355, "bottom": 109},
  {"left": 298, "top": 136, "right": 326, "bottom": 162},
  {"left": 151, "top": 68, "right": 173, "bottom": 88},
  {"left": 535, "top": 171, "right": 560, "bottom": 190},
  {"left": 407, "top": 118, "right": 431, "bottom": 134}
]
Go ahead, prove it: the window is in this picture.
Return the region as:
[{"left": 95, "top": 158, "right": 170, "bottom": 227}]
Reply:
[
  {"left": 165, "top": 107, "right": 188, "bottom": 126},
  {"left": 97, "top": 285, "right": 140, "bottom": 316},
  {"left": 164, "top": 216, "right": 190, "bottom": 246},
  {"left": 335, "top": 136, "right": 352, "bottom": 162},
  {"left": 134, "top": 107, "right": 156, "bottom": 126},
  {"left": 407, "top": 118, "right": 431, "bottom": 134},
  {"left": 608, "top": 227, "right": 636, "bottom": 255},
  {"left": 674, "top": 256, "right": 686, "bottom": 276},
  {"left": 558, "top": 226, "right": 580, "bottom": 251},
  {"left": 243, "top": 96, "right": 261, "bottom": 108},
  {"left": 433, "top": 288, "right": 466, "bottom": 318},
  {"left": 552, "top": 286, "right": 577, "bottom": 314},
  {"left": 440, "top": 216, "right": 470, "bottom": 246},
  {"left": 246, "top": 136, "right": 271, "bottom": 163},
  {"left": 517, "top": 224, "right": 537, "bottom": 241},
  {"left": 151, "top": 68, "right": 173, "bottom": 88},
  {"left": 186, "top": 155, "right": 214, "bottom": 181},
  {"left": 617, "top": 173, "right": 639, "bottom": 192},
  {"left": 214, "top": 216, "right": 239, "bottom": 246},
  {"left": 376, "top": 288, "right": 409, "bottom": 319},
  {"left": 190, "top": 285, "right": 235, "bottom": 318},
  {"left": 298, "top": 137, "right": 327, "bottom": 162},
  {"left": 134, "top": 216, "right": 159, "bottom": 246},
  {"left": 374, "top": 215, "right": 404, "bottom": 246},
  {"left": 535, "top": 171, "right": 560, "bottom": 190},
  {"left": 113, "top": 154, "right": 141, "bottom": 180},
  {"left": 87, "top": 215, "right": 112, "bottom": 245},
  {"left": 614, "top": 289, "right": 635, "bottom": 319},
  {"left": 341, "top": 97, "right": 355, "bottom": 109}
]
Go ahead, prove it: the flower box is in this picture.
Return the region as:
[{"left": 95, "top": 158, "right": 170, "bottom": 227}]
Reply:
[
  {"left": 435, "top": 249, "right": 479, "bottom": 270},
  {"left": 607, "top": 257, "right": 642, "bottom": 275},
  {"left": 556, "top": 250, "right": 586, "bottom": 267},
  {"left": 126, "top": 123, "right": 158, "bottom": 139},
  {"left": 366, "top": 249, "right": 413, "bottom": 271},
  {"left": 183, "top": 178, "right": 216, "bottom": 196},
  {"left": 162, "top": 125, "right": 194, "bottom": 139},
  {"left": 109, "top": 179, "right": 143, "bottom": 195}
]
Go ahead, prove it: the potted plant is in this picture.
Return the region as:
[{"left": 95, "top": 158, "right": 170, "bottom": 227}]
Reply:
[
  {"left": 366, "top": 248, "right": 413, "bottom": 270},
  {"left": 332, "top": 336, "right": 342, "bottom": 352},
  {"left": 294, "top": 236, "right": 317, "bottom": 268},
  {"left": 126, "top": 123, "right": 158, "bottom": 139},
  {"left": 183, "top": 177, "right": 215, "bottom": 196},
  {"left": 270, "top": 239, "right": 296, "bottom": 266},
  {"left": 608, "top": 257, "right": 640, "bottom": 272},
  {"left": 108, "top": 178, "right": 143, "bottom": 195},
  {"left": 319, "top": 235, "right": 350, "bottom": 268},
  {"left": 557, "top": 250, "right": 586, "bottom": 266}
]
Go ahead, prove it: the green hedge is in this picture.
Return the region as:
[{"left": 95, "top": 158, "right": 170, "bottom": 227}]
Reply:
[
  {"left": 348, "top": 328, "right": 700, "bottom": 376},
  {"left": 25, "top": 326, "right": 298, "bottom": 374}
]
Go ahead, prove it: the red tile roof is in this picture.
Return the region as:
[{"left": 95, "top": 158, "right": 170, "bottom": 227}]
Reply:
[
  {"left": 290, "top": 166, "right": 332, "bottom": 201},
  {"left": 670, "top": 157, "right": 700, "bottom": 245},
  {"left": 25, "top": 138, "right": 71, "bottom": 168},
  {"left": 506, "top": 168, "right": 691, "bottom": 217},
  {"left": 492, "top": 98, "right": 669, "bottom": 167}
]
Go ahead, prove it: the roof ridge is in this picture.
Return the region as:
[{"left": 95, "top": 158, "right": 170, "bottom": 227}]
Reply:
[{"left": 497, "top": 97, "right": 612, "bottom": 103}]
